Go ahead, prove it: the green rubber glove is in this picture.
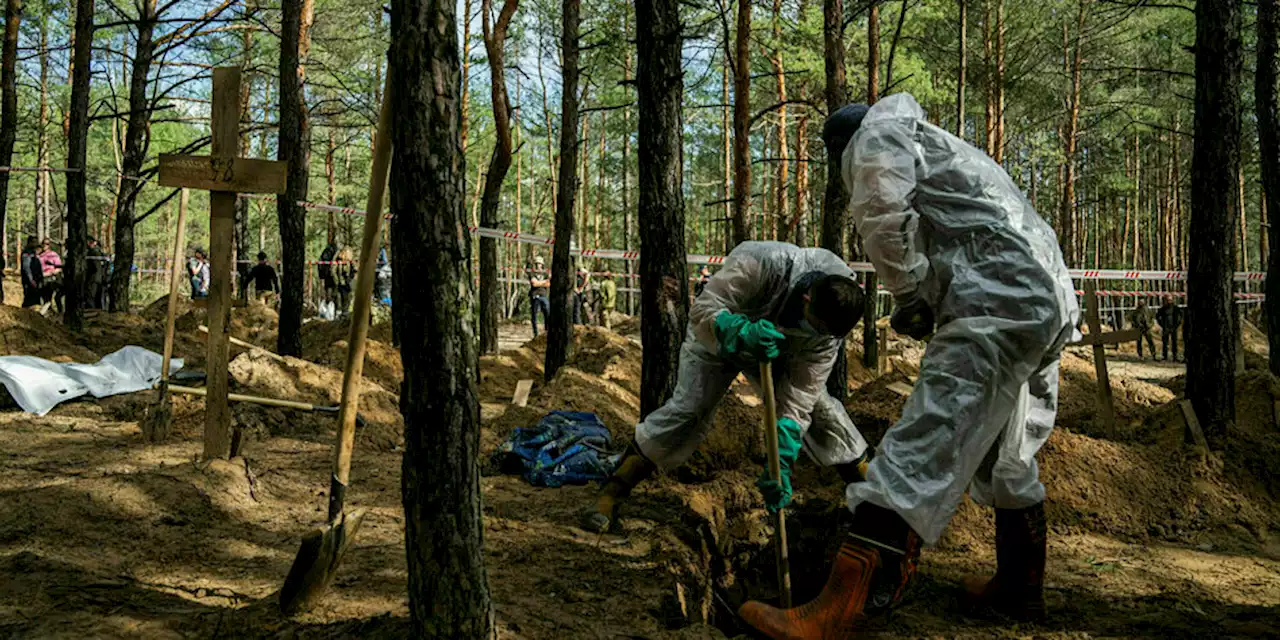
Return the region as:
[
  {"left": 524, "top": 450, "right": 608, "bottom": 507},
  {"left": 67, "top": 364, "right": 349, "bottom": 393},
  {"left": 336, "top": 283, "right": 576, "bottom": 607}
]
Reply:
[
  {"left": 714, "top": 313, "right": 786, "bottom": 362},
  {"left": 757, "top": 417, "right": 803, "bottom": 513}
]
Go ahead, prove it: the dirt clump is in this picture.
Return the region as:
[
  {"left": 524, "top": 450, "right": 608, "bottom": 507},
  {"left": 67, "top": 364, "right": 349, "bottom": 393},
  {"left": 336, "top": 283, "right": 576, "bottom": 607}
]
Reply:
[
  {"left": 226, "top": 351, "right": 403, "bottom": 451},
  {"left": 301, "top": 318, "right": 402, "bottom": 394},
  {"left": 0, "top": 305, "right": 98, "bottom": 362}
]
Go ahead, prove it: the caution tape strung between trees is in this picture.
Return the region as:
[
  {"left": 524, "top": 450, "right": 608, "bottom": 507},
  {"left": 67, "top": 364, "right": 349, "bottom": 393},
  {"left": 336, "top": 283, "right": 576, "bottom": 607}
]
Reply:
[{"left": 239, "top": 194, "right": 1268, "bottom": 282}]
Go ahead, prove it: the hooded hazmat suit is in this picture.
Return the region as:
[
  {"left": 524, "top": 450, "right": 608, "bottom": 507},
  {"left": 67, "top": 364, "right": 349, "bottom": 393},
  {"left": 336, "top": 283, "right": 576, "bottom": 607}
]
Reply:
[
  {"left": 841, "top": 94, "right": 1080, "bottom": 545},
  {"left": 634, "top": 241, "right": 868, "bottom": 471}
]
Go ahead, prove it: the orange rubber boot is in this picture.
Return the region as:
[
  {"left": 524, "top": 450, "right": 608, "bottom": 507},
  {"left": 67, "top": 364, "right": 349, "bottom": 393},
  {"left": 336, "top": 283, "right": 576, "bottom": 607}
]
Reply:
[
  {"left": 738, "top": 542, "right": 880, "bottom": 640},
  {"left": 962, "top": 502, "right": 1047, "bottom": 622},
  {"left": 739, "top": 503, "right": 919, "bottom": 639}
]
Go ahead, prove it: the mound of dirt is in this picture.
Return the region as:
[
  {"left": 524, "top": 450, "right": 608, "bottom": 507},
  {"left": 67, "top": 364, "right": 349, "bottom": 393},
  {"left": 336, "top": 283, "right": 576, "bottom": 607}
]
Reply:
[
  {"left": 1055, "top": 348, "right": 1176, "bottom": 437},
  {"left": 226, "top": 351, "right": 403, "bottom": 451},
  {"left": 140, "top": 294, "right": 194, "bottom": 324},
  {"left": 481, "top": 326, "right": 765, "bottom": 479},
  {"left": 299, "top": 318, "right": 401, "bottom": 394},
  {"left": 0, "top": 305, "right": 97, "bottom": 362}
]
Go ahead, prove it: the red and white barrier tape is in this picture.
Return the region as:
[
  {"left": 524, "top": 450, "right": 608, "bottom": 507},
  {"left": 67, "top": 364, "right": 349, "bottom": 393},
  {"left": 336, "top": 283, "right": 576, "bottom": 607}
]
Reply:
[{"left": 234, "top": 194, "right": 1272, "bottom": 282}]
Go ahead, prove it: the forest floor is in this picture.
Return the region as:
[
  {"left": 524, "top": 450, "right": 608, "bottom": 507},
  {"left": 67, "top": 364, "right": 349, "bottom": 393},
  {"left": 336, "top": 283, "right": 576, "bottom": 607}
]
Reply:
[{"left": 1, "top": 294, "right": 1279, "bottom": 639}]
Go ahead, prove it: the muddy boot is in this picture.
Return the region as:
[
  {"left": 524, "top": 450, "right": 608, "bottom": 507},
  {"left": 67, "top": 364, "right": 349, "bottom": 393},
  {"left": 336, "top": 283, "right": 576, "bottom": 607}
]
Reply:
[
  {"left": 832, "top": 450, "right": 872, "bottom": 485},
  {"left": 581, "top": 445, "right": 656, "bottom": 534},
  {"left": 962, "top": 502, "right": 1047, "bottom": 622},
  {"left": 738, "top": 503, "right": 920, "bottom": 639}
]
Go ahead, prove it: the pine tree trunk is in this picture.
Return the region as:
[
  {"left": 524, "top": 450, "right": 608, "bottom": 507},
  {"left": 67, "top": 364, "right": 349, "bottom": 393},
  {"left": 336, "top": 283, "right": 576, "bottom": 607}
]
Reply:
[
  {"left": 63, "top": 0, "right": 93, "bottom": 330},
  {"left": 390, "top": 0, "right": 493, "bottom": 634},
  {"left": 982, "top": 0, "right": 993, "bottom": 154},
  {"left": 0, "top": 0, "right": 20, "bottom": 297},
  {"left": 722, "top": 57, "right": 732, "bottom": 253},
  {"left": 635, "top": 0, "right": 688, "bottom": 417},
  {"left": 478, "top": 0, "right": 519, "bottom": 355},
  {"left": 1058, "top": 0, "right": 1087, "bottom": 266},
  {"left": 794, "top": 114, "right": 810, "bottom": 243},
  {"left": 35, "top": 2, "right": 48, "bottom": 241},
  {"left": 277, "top": 0, "right": 315, "bottom": 356},
  {"left": 731, "top": 0, "right": 752, "bottom": 246},
  {"left": 822, "top": 0, "right": 849, "bottom": 399},
  {"left": 1188, "top": 0, "right": 1242, "bottom": 441},
  {"left": 544, "top": 0, "right": 580, "bottom": 380},
  {"left": 623, "top": 6, "right": 635, "bottom": 314},
  {"left": 109, "top": 0, "right": 157, "bottom": 312},
  {"left": 1261, "top": 0, "right": 1280, "bottom": 374},
  {"left": 1239, "top": 167, "right": 1248, "bottom": 271},
  {"left": 235, "top": 6, "right": 255, "bottom": 298},
  {"left": 771, "top": 0, "right": 790, "bottom": 241},
  {"left": 956, "top": 0, "right": 966, "bottom": 137}
]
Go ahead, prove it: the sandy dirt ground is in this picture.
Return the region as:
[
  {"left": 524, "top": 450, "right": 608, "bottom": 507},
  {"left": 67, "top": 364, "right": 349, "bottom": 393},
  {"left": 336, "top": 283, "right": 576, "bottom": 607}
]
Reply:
[{"left": 1, "top": 301, "right": 1279, "bottom": 639}]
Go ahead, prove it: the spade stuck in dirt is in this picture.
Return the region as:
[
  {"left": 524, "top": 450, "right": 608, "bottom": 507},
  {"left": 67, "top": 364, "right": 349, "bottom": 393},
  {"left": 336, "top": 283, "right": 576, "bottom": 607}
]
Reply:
[
  {"left": 278, "top": 77, "right": 392, "bottom": 616},
  {"left": 142, "top": 188, "right": 191, "bottom": 443}
]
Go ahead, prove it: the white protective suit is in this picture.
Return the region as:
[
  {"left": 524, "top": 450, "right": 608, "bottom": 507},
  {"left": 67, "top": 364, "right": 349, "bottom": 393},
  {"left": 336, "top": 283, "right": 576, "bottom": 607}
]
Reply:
[
  {"left": 842, "top": 94, "right": 1081, "bottom": 545},
  {"left": 634, "top": 242, "right": 869, "bottom": 470}
]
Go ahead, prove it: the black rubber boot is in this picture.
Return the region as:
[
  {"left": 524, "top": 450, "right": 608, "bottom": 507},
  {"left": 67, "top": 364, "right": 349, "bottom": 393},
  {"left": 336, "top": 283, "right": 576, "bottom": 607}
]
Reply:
[
  {"left": 832, "top": 450, "right": 873, "bottom": 485},
  {"left": 962, "top": 502, "right": 1047, "bottom": 622}
]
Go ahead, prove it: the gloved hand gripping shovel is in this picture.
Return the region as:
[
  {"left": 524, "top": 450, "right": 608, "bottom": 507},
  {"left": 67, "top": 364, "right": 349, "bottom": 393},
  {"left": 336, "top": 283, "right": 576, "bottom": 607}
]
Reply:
[
  {"left": 277, "top": 77, "right": 392, "bottom": 615},
  {"left": 760, "top": 361, "right": 793, "bottom": 608}
]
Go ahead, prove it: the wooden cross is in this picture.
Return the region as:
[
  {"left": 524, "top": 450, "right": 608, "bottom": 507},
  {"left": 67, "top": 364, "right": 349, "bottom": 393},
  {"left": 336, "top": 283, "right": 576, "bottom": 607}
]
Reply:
[
  {"left": 1072, "top": 281, "right": 1142, "bottom": 437},
  {"left": 159, "top": 67, "right": 287, "bottom": 460}
]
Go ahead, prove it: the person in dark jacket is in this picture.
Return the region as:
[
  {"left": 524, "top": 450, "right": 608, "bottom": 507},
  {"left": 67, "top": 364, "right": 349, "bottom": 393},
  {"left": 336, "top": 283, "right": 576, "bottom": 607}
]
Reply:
[
  {"left": 85, "top": 237, "right": 108, "bottom": 309},
  {"left": 248, "top": 252, "right": 280, "bottom": 302},
  {"left": 1130, "top": 299, "right": 1156, "bottom": 360},
  {"left": 20, "top": 236, "right": 43, "bottom": 308},
  {"left": 1156, "top": 294, "right": 1183, "bottom": 362}
]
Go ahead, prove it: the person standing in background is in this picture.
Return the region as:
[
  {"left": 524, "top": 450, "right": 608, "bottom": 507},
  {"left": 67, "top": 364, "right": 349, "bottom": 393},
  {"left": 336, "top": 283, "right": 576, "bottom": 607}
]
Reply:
[
  {"left": 527, "top": 256, "right": 551, "bottom": 337},
  {"left": 1156, "top": 295, "right": 1183, "bottom": 362},
  {"left": 599, "top": 267, "right": 618, "bottom": 330},
  {"left": 38, "top": 238, "right": 64, "bottom": 313},
  {"left": 20, "top": 236, "right": 43, "bottom": 308},
  {"left": 1130, "top": 299, "right": 1156, "bottom": 360},
  {"left": 694, "top": 265, "right": 712, "bottom": 298},
  {"left": 85, "top": 237, "right": 108, "bottom": 310},
  {"left": 188, "top": 248, "right": 209, "bottom": 299},
  {"left": 336, "top": 247, "right": 356, "bottom": 316}
]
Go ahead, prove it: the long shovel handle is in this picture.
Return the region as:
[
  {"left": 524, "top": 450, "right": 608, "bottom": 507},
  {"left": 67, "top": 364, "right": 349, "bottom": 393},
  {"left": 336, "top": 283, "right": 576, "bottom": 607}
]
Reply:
[
  {"left": 760, "top": 361, "right": 792, "bottom": 608},
  {"left": 158, "top": 189, "right": 190, "bottom": 398},
  {"left": 329, "top": 77, "right": 393, "bottom": 521}
]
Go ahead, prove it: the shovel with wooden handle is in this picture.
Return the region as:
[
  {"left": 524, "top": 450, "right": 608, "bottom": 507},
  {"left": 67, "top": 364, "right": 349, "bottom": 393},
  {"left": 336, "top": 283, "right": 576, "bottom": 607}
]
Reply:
[
  {"left": 759, "top": 361, "right": 793, "bottom": 608},
  {"left": 277, "top": 77, "right": 393, "bottom": 616},
  {"left": 142, "top": 188, "right": 190, "bottom": 443}
]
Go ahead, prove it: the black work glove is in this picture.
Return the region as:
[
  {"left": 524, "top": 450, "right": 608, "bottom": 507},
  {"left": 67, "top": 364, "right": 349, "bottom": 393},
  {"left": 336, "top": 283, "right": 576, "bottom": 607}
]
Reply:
[{"left": 890, "top": 295, "right": 934, "bottom": 340}]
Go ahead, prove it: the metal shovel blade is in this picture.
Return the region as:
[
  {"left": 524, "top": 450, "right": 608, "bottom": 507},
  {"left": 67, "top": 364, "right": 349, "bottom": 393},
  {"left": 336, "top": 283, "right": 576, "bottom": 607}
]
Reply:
[{"left": 278, "top": 508, "right": 367, "bottom": 615}]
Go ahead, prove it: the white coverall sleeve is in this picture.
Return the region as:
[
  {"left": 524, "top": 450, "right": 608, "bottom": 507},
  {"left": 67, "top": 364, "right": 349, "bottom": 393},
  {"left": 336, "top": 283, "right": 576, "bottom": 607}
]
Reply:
[
  {"left": 844, "top": 116, "right": 929, "bottom": 299},
  {"left": 775, "top": 337, "right": 839, "bottom": 430},
  {"left": 688, "top": 253, "right": 763, "bottom": 353}
]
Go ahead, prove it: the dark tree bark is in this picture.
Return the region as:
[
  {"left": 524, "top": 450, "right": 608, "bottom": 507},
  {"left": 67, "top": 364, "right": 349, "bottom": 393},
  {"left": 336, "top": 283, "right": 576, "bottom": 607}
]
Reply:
[
  {"left": 635, "top": 0, "right": 688, "bottom": 417},
  {"left": 862, "top": 3, "right": 880, "bottom": 372},
  {"left": 109, "top": 0, "right": 157, "bottom": 312},
  {"left": 1058, "top": 0, "right": 1087, "bottom": 266},
  {"left": 544, "top": 0, "right": 580, "bottom": 381},
  {"left": 822, "top": 0, "right": 849, "bottom": 399},
  {"left": 390, "top": 0, "right": 493, "bottom": 635},
  {"left": 277, "top": 0, "right": 313, "bottom": 356},
  {"left": 1258, "top": 0, "right": 1280, "bottom": 375},
  {"left": 730, "top": 0, "right": 751, "bottom": 246},
  {"left": 956, "top": 0, "right": 966, "bottom": 137},
  {"left": 63, "top": 0, "right": 93, "bottom": 331},
  {"left": 478, "top": 0, "right": 519, "bottom": 355},
  {"left": 1188, "top": 0, "right": 1242, "bottom": 441},
  {"left": 0, "top": 0, "right": 20, "bottom": 300},
  {"left": 236, "top": 4, "right": 255, "bottom": 300}
]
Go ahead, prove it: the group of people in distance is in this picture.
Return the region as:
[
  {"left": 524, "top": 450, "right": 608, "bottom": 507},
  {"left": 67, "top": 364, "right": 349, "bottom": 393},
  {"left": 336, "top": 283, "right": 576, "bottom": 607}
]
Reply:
[
  {"left": 524, "top": 256, "right": 623, "bottom": 336},
  {"left": 19, "top": 235, "right": 107, "bottom": 312}
]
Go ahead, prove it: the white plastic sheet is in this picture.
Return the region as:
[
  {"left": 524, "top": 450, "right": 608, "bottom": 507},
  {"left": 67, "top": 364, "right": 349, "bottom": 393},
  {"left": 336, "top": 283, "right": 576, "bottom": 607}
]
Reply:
[{"left": 0, "top": 346, "right": 182, "bottom": 416}]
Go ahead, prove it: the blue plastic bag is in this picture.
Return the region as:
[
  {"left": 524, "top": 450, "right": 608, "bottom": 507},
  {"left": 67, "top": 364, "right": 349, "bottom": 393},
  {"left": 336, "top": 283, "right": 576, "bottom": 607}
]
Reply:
[{"left": 491, "top": 411, "right": 621, "bottom": 487}]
